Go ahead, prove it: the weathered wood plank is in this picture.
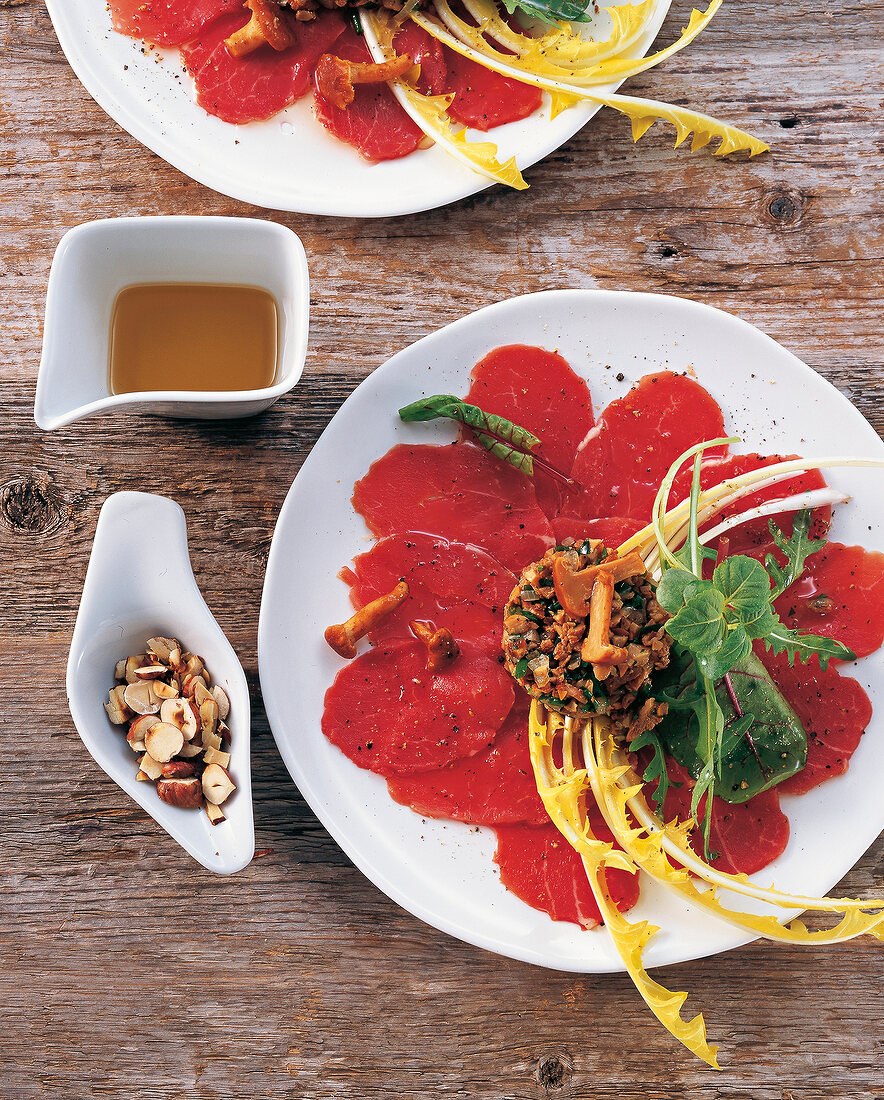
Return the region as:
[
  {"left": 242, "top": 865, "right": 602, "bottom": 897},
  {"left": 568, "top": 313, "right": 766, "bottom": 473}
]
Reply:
[{"left": 1, "top": 0, "right": 882, "bottom": 1094}]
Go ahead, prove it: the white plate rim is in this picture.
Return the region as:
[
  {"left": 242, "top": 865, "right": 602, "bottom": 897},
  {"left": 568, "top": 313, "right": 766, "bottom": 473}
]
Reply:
[
  {"left": 45, "top": 0, "right": 670, "bottom": 217},
  {"left": 258, "top": 288, "right": 884, "bottom": 972}
]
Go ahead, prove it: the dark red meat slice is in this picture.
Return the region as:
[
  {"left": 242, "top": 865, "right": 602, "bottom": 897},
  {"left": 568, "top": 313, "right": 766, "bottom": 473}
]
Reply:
[
  {"left": 773, "top": 542, "right": 884, "bottom": 660},
  {"left": 344, "top": 532, "right": 514, "bottom": 658},
  {"left": 313, "top": 25, "right": 424, "bottom": 161},
  {"left": 183, "top": 10, "right": 346, "bottom": 124},
  {"left": 442, "top": 44, "right": 542, "bottom": 131},
  {"left": 108, "top": 0, "right": 240, "bottom": 47},
  {"left": 759, "top": 648, "right": 872, "bottom": 795},
  {"left": 352, "top": 441, "right": 553, "bottom": 572},
  {"left": 551, "top": 515, "right": 641, "bottom": 548},
  {"left": 661, "top": 759, "right": 789, "bottom": 876},
  {"left": 670, "top": 453, "right": 831, "bottom": 564},
  {"left": 571, "top": 372, "right": 728, "bottom": 523},
  {"left": 322, "top": 640, "right": 514, "bottom": 776},
  {"left": 393, "top": 22, "right": 448, "bottom": 96},
  {"left": 464, "top": 344, "right": 595, "bottom": 521},
  {"left": 494, "top": 813, "right": 640, "bottom": 928},
  {"left": 387, "top": 695, "right": 547, "bottom": 825}
]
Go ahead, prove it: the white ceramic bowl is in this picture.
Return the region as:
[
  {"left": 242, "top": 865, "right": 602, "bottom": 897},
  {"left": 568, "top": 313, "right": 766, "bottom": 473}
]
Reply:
[
  {"left": 68, "top": 491, "right": 254, "bottom": 874},
  {"left": 35, "top": 216, "right": 309, "bottom": 430}
]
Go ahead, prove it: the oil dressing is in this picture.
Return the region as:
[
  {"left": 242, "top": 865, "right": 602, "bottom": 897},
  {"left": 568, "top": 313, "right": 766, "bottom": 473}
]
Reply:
[{"left": 109, "top": 283, "right": 278, "bottom": 394}]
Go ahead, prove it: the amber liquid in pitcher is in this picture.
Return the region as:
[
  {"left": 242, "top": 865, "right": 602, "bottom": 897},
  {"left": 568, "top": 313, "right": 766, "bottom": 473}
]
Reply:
[{"left": 109, "top": 283, "right": 279, "bottom": 394}]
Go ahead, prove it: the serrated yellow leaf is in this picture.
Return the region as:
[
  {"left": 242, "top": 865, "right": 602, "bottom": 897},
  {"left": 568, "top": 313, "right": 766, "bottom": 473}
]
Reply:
[
  {"left": 409, "top": 8, "right": 768, "bottom": 159},
  {"left": 362, "top": 12, "right": 528, "bottom": 190},
  {"left": 587, "top": 722, "right": 884, "bottom": 947},
  {"left": 528, "top": 701, "right": 720, "bottom": 1069}
]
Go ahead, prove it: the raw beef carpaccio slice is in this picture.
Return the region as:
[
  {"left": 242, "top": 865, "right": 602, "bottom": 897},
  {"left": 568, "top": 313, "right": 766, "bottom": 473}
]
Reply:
[
  {"left": 661, "top": 760, "right": 790, "bottom": 876},
  {"left": 343, "top": 532, "right": 515, "bottom": 658},
  {"left": 387, "top": 695, "right": 547, "bottom": 825},
  {"left": 393, "top": 22, "right": 449, "bottom": 96},
  {"left": 758, "top": 649, "right": 872, "bottom": 795},
  {"left": 773, "top": 542, "right": 884, "bottom": 660},
  {"left": 441, "top": 46, "right": 542, "bottom": 131},
  {"left": 182, "top": 10, "right": 346, "bottom": 125},
  {"left": 313, "top": 25, "right": 424, "bottom": 162},
  {"left": 493, "top": 816, "right": 640, "bottom": 928},
  {"left": 352, "top": 441, "right": 554, "bottom": 572},
  {"left": 464, "top": 344, "right": 595, "bottom": 521},
  {"left": 322, "top": 640, "right": 514, "bottom": 776},
  {"left": 571, "top": 372, "right": 728, "bottom": 523},
  {"left": 550, "top": 515, "right": 641, "bottom": 549},
  {"left": 108, "top": 0, "right": 241, "bottom": 47}
]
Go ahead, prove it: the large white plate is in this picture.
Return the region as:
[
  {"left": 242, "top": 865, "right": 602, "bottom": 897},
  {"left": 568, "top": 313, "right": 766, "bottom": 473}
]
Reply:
[
  {"left": 46, "top": 1, "right": 669, "bottom": 216},
  {"left": 259, "top": 289, "right": 884, "bottom": 972}
]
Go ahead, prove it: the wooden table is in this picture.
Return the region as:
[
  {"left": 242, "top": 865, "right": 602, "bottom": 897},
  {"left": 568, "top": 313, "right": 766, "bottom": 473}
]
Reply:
[{"left": 3, "top": 0, "right": 882, "bottom": 1094}]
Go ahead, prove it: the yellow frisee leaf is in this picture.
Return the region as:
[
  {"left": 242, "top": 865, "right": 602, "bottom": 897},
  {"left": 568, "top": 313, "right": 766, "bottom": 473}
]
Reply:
[
  {"left": 451, "top": 0, "right": 658, "bottom": 70},
  {"left": 361, "top": 11, "right": 528, "bottom": 190},
  {"left": 528, "top": 701, "right": 720, "bottom": 1070},
  {"left": 586, "top": 721, "right": 884, "bottom": 946},
  {"left": 410, "top": 8, "right": 768, "bottom": 157}
]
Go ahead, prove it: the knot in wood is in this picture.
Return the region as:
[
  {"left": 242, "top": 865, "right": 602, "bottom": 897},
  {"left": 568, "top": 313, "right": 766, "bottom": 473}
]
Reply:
[
  {"left": 537, "top": 1053, "right": 570, "bottom": 1091},
  {"left": 0, "top": 474, "right": 65, "bottom": 535},
  {"left": 766, "top": 188, "right": 804, "bottom": 226}
]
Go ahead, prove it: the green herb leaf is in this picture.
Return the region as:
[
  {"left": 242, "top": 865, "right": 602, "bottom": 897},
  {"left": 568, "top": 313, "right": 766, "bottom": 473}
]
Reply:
[
  {"left": 696, "top": 625, "right": 752, "bottom": 681},
  {"left": 399, "top": 393, "right": 579, "bottom": 487},
  {"left": 658, "top": 652, "right": 808, "bottom": 805},
  {"left": 399, "top": 394, "right": 539, "bottom": 476},
  {"left": 655, "top": 567, "right": 697, "bottom": 614},
  {"left": 712, "top": 555, "right": 771, "bottom": 613},
  {"left": 665, "top": 587, "right": 727, "bottom": 653},
  {"left": 499, "top": 0, "right": 593, "bottom": 23},
  {"left": 763, "top": 618, "right": 856, "bottom": 668},
  {"left": 631, "top": 725, "right": 671, "bottom": 812},
  {"left": 766, "top": 509, "right": 827, "bottom": 599},
  {"left": 737, "top": 602, "right": 779, "bottom": 641}
]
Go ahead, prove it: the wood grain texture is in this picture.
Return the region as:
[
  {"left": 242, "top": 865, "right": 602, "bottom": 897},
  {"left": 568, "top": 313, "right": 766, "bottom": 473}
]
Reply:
[{"left": 1, "top": 0, "right": 883, "bottom": 1095}]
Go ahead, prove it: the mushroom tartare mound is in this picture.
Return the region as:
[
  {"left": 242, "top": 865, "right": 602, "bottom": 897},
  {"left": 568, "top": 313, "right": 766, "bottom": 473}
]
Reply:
[{"left": 502, "top": 540, "right": 671, "bottom": 737}]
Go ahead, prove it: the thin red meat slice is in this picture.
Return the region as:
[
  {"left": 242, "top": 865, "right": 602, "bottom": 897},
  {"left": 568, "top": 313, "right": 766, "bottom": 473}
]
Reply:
[
  {"left": 759, "top": 648, "right": 872, "bottom": 795},
  {"left": 464, "top": 344, "right": 595, "bottom": 521},
  {"left": 343, "top": 532, "right": 514, "bottom": 658},
  {"left": 352, "top": 441, "right": 553, "bottom": 573},
  {"left": 773, "top": 542, "right": 884, "bottom": 660},
  {"left": 109, "top": 0, "right": 240, "bottom": 47},
  {"left": 551, "top": 515, "right": 641, "bottom": 548},
  {"left": 671, "top": 453, "right": 831, "bottom": 564},
  {"left": 442, "top": 44, "right": 542, "bottom": 131},
  {"left": 313, "top": 25, "right": 424, "bottom": 161},
  {"left": 322, "top": 640, "right": 514, "bottom": 776},
  {"left": 387, "top": 695, "right": 547, "bottom": 825},
  {"left": 393, "top": 22, "right": 448, "bottom": 96},
  {"left": 661, "top": 759, "right": 789, "bottom": 876},
  {"left": 494, "top": 814, "right": 639, "bottom": 928},
  {"left": 183, "top": 10, "right": 346, "bottom": 124},
  {"left": 571, "top": 372, "right": 728, "bottom": 523}
]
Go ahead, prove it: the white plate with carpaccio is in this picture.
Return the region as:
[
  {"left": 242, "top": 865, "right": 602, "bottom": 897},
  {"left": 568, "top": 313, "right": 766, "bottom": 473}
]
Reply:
[
  {"left": 258, "top": 289, "right": 884, "bottom": 976},
  {"left": 45, "top": 0, "right": 678, "bottom": 215}
]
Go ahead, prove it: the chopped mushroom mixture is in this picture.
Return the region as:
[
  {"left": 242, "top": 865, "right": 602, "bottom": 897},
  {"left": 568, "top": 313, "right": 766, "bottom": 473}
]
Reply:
[{"left": 502, "top": 540, "right": 672, "bottom": 738}]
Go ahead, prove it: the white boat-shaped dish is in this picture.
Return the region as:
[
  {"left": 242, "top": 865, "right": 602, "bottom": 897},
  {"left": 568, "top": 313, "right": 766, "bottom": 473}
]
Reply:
[
  {"left": 259, "top": 289, "right": 884, "bottom": 971},
  {"left": 68, "top": 491, "right": 254, "bottom": 873}
]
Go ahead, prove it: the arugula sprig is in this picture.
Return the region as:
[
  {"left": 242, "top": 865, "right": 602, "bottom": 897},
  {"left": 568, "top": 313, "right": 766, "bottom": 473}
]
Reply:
[
  {"left": 500, "top": 0, "right": 593, "bottom": 23},
  {"left": 399, "top": 394, "right": 579, "bottom": 487},
  {"left": 652, "top": 442, "right": 856, "bottom": 856}
]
